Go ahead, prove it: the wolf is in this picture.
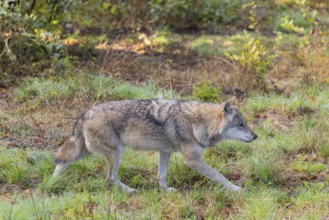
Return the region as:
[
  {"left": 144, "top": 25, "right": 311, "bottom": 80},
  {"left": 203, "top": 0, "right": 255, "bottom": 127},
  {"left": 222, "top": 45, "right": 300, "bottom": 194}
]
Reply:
[{"left": 53, "top": 97, "right": 257, "bottom": 193}]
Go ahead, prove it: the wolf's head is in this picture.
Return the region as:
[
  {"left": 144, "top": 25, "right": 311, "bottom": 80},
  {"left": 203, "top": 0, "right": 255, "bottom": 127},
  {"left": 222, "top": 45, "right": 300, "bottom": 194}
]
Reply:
[{"left": 219, "top": 98, "right": 258, "bottom": 142}]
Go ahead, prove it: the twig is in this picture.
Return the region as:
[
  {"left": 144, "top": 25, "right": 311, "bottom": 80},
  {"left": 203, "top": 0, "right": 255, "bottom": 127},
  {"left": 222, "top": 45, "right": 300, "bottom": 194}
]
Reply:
[
  {"left": 48, "top": 0, "right": 58, "bottom": 24},
  {"left": 28, "top": 0, "right": 37, "bottom": 15},
  {"left": 101, "top": 34, "right": 122, "bottom": 72}
]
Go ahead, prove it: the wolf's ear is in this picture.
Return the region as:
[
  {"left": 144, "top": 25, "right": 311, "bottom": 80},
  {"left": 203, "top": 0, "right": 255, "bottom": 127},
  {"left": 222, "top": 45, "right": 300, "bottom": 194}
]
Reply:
[
  {"left": 227, "top": 96, "right": 237, "bottom": 105},
  {"left": 223, "top": 101, "right": 232, "bottom": 114},
  {"left": 222, "top": 96, "right": 236, "bottom": 114}
]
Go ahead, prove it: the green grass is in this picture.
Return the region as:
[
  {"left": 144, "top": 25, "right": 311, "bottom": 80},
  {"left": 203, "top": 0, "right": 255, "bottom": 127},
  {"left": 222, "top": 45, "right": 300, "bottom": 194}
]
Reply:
[
  {"left": 188, "top": 34, "right": 247, "bottom": 56},
  {"left": 2, "top": 77, "right": 329, "bottom": 219},
  {"left": 243, "top": 91, "right": 324, "bottom": 116},
  {"left": 0, "top": 146, "right": 236, "bottom": 219},
  {"left": 235, "top": 187, "right": 283, "bottom": 219},
  {"left": 14, "top": 77, "right": 77, "bottom": 102},
  {"left": 13, "top": 74, "right": 177, "bottom": 104}
]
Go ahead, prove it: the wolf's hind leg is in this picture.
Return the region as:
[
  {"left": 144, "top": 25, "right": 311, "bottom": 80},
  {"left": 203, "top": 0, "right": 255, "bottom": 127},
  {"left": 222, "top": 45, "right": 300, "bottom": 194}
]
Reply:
[
  {"left": 106, "top": 146, "right": 138, "bottom": 193},
  {"left": 158, "top": 151, "right": 176, "bottom": 192},
  {"left": 182, "top": 144, "right": 241, "bottom": 191}
]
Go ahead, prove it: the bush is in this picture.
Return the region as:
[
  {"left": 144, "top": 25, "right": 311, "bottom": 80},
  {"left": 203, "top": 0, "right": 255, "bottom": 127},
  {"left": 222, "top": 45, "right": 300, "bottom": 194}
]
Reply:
[
  {"left": 0, "top": 1, "right": 65, "bottom": 83},
  {"left": 192, "top": 81, "right": 221, "bottom": 102},
  {"left": 226, "top": 2, "right": 277, "bottom": 91},
  {"left": 148, "top": 0, "right": 242, "bottom": 29}
]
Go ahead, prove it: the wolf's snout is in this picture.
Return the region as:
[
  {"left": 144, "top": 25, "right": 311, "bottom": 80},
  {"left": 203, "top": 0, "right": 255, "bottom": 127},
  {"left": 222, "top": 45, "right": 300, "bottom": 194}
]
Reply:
[
  {"left": 253, "top": 133, "right": 258, "bottom": 140},
  {"left": 244, "top": 133, "right": 258, "bottom": 142}
]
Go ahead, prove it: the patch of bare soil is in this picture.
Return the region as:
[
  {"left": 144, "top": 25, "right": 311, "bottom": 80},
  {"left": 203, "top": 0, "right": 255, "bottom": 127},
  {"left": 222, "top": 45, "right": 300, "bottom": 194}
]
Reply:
[
  {"left": 253, "top": 109, "right": 296, "bottom": 131},
  {"left": 0, "top": 89, "right": 90, "bottom": 151},
  {"left": 66, "top": 36, "right": 244, "bottom": 96}
]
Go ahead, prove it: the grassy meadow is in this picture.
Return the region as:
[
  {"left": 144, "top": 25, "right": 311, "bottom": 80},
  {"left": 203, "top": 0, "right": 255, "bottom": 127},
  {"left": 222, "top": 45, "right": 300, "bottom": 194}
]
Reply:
[
  {"left": 1, "top": 65, "right": 329, "bottom": 219},
  {"left": 1, "top": 0, "right": 329, "bottom": 219}
]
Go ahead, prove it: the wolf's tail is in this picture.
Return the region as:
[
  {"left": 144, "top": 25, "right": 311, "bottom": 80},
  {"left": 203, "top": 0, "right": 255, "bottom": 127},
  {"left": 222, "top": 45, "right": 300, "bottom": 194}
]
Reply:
[{"left": 53, "top": 114, "right": 91, "bottom": 178}]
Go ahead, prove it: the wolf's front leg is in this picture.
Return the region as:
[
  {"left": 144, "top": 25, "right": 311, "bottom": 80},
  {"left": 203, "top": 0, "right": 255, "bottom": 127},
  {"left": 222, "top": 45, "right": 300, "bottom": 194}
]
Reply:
[
  {"left": 158, "top": 151, "right": 176, "bottom": 192},
  {"left": 181, "top": 144, "right": 241, "bottom": 191},
  {"left": 106, "top": 146, "right": 138, "bottom": 193}
]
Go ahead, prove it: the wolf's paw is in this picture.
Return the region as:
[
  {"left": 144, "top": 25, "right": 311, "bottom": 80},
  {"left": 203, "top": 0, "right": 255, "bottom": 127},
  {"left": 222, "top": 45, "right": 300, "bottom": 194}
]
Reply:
[
  {"left": 118, "top": 184, "right": 139, "bottom": 194},
  {"left": 162, "top": 187, "right": 176, "bottom": 193},
  {"left": 124, "top": 187, "right": 139, "bottom": 194},
  {"left": 230, "top": 185, "right": 242, "bottom": 192}
]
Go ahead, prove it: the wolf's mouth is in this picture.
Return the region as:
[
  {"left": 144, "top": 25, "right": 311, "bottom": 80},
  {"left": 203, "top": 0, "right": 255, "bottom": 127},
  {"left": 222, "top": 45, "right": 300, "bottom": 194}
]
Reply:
[
  {"left": 243, "top": 139, "right": 253, "bottom": 143},
  {"left": 242, "top": 135, "right": 257, "bottom": 142}
]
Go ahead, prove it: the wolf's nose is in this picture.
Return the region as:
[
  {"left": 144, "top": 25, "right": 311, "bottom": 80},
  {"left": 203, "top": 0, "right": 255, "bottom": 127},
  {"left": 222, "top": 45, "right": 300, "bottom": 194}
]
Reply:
[{"left": 253, "top": 133, "right": 258, "bottom": 140}]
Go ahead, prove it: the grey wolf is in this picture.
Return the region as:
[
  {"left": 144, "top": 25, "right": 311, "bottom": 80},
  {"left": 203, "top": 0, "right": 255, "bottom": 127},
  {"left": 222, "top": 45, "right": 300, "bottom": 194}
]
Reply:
[{"left": 53, "top": 97, "right": 258, "bottom": 193}]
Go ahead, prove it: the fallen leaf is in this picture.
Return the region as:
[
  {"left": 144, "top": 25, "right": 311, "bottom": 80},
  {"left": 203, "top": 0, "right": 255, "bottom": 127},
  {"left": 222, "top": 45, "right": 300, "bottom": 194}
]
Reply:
[
  {"left": 221, "top": 205, "right": 236, "bottom": 217},
  {"left": 148, "top": 152, "right": 156, "bottom": 157},
  {"left": 311, "top": 152, "right": 317, "bottom": 161},
  {"left": 310, "top": 96, "right": 316, "bottom": 102},
  {"left": 2, "top": 133, "right": 10, "bottom": 138},
  {"left": 228, "top": 171, "right": 242, "bottom": 181},
  {"left": 22, "top": 189, "right": 31, "bottom": 197},
  {"left": 300, "top": 174, "right": 317, "bottom": 180}
]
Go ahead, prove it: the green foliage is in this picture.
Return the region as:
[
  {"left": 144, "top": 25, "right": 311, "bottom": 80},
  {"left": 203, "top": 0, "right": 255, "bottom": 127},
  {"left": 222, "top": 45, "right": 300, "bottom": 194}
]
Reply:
[
  {"left": 51, "top": 0, "right": 243, "bottom": 31},
  {"left": 279, "top": 0, "right": 318, "bottom": 34},
  {"left": 0, "top": 1, "right": 28, "bottom": 62},
  {"left": 0, "top": 1, "right": 31, "bottom": 79},
  {"left": 0, "top": 0, "right": 66, "bottom": 83},
  {"left": 148, "top": 0, "right": 242, "bottom": 29},
  {"left": 192, "top": 81, "right": 220, "bottom": 102},
  {"left": 281, "top": 16, "right": 306, "bottom": 33},
  {"left": 295, "top": 0, "right": 318, "bottom": 27},
  {"left": 230, "top": 32, "right": 271, "bottom": 74},
  {"left": 226, "top": 3, "right": 277, "bottom": 91}
]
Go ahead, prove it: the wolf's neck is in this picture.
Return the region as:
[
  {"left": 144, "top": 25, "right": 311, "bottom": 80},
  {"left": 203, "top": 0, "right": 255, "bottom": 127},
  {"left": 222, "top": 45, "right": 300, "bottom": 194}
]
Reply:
[{"left": 208, "top": 134, "right": 224, "bottom": 147}]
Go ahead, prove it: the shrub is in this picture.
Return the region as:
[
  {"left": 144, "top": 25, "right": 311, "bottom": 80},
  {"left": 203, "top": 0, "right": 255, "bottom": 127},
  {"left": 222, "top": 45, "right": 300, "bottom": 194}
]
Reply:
[
  {"left": 148, "top": 0, "right": 242, "bottom": 29},
  {"left": 0, "top": 1, "right": 65, "bottom": 83},
  {"left": 192, "top": 81, "right": 221, "bottom": 102},
  {"left": 226, "top": 2, "right": 276, "bottom": 91}
]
